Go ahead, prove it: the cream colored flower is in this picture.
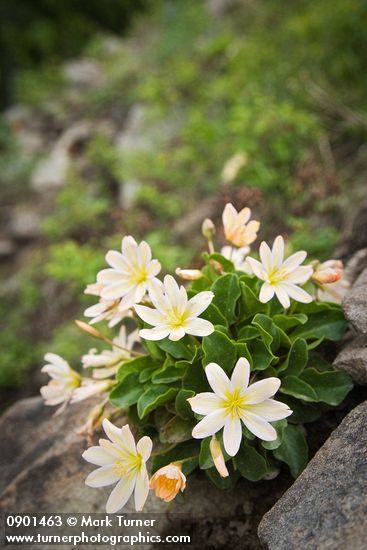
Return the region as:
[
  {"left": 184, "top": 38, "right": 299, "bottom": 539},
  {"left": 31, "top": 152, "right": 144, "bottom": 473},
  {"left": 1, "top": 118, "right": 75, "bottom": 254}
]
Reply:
[
  {"left": 150, "top": 463, "right": 186, "bottom": 502},
  {"left": 210, "top": 436, "right": 229, "bottom": 478},
  {"left": 40, "top": 353, "right": 80, "bottom": 406},
  {"left": 135, "top": 275, "right": 214, "bottom": 341},
  {"left": 84, "top": 298, "right": 131, "bottom": 328},
  {"left": 83, "top": 419, "right": 152, "bottom": 513},
  {"left": 175, "top": 268, "right": 204, "bottom": 281},
  {"left": 247, "top": 235, "right": 313, "bottom": 308},
  {"left": 221, "top": 245, "right": 252, "bottom": 273},
  {"left": 222, "top": 203, "right": 260, "bottom": 247},
  {"left": 312, "top": 259, "right": 343, "bottom": 285},
  {"left": 188, "top": 358, "right": 292, "bottom": 457},
  {"left": 221, "top": 152, "right": 247, "bottom": 184},
  {"left": 97, "top": 236, "right": 162, "bottom": 310},
  {"left": 82, "top": 326, "right": 139, "bottom": 378},
  {"left": 71, "top": 379, "right": 112, "bottom": 403}
]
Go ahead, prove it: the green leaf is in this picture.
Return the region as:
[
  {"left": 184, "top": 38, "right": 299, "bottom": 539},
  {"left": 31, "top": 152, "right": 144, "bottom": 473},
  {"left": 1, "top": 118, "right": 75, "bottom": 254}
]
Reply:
[
  {"left": 252, "top": 313, "right": 282, "bottom": 352},
  {"left": 204, "top": 252, "right": 235, "bottom": 273},
  {"left": 139, "top": 365, "right": 157, "bottom": 383},
  {"left": 137, "top": 385, "right": 178, "bottom": 419},
  {"left": 273, "top": 313, "right": 308, "bottom": 332},
  {"left": 200, "top": 302, "right": 227, "bottom": 326},
  {"left": 151, "top": 440, "right": 200, "bottom": 473},
  {"left": 211, "top": 273, "right": 241, "bottom": 325},
  {"left": 291, "top": 309, "right": 347, "bottom": 342},
  {"left": 182, "top": 361, "right": 209, "bottom": 393},
  {"left": 237, "top": 325, "right": 261, "bottom": 340},
  {"left": 156, "top": 336, "right": 194, "bottom": 360},
  {"left": 203, "top": 330, "right": 237, "bottom": 373},
  {"left": 161, "top": 416, "right": 194, "bottom": 443},
  {"left": 300, "top": 368, "right": 353, "bottom": 405},
  {"left": 152, "top": 364, "right": 185, "bottom": 384},
  {"left": 141, "top": 340, "right": 165, "bottom": 361},
  {"left": 199, "top": 437, "right": 215, "bottom": 470},
  {"left": 280, "top": 375, "right": 318, "bottom": 402},
  {"left": 110, "top": 372, "right": 144, "bottom": 408},
  {"left": 117, "top": 355, "right": 158, "bottom": 382},
  {"left": 205, "top": 464, "right": 240, "bottom": 489},
  {"left": 248, "top": 339, "right": 277, "bottom": 370},
  {"left": 239, "top": 281, "right": 267, "bottom": 319},
  {"left": 234, "top": 441, "right": 270, "bottom": 481},
  {"left": 234, "top": 342, "right": 253, "bottom": 367},
  {"left": 261, "top": 419, "right": 288, "bottom": 450},
  {"left": 278, "top": 396, "right": 321, "bottom": 423},
  {"left": 175, "top": 389, "right": 195, "bottom": 420},
  {"left": 273, "top": 424, "right": 308, "bottom": 478},
  {"left": 278, "top": 338, "right": 308, "bottom": 376}
]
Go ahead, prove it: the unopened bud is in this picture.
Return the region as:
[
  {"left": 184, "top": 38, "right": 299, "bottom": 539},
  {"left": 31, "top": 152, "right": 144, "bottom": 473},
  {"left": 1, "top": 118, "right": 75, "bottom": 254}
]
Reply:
[
  {"left": 312, "top": 260, "right": 343, "bottom": 285},
  {"left": 202, "top": 218, "right": 216, "bottom": 240},
  {"left": 210, "top": 436, "right": 229, "bottom": 478},
  {"left": 175, "top": 268, "right": 204, "bottom": 281}
]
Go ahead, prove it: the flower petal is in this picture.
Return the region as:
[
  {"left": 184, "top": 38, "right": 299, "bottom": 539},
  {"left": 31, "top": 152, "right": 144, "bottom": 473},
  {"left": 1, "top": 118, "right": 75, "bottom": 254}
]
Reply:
[
  {"left": 223, "top": 416, "right": 242, "bottom": 456},
  {"left": 281, "top": 283, "right": 313, "bottom": 303},
  {"left": 246, "top": 399, "right": 292, "bottom": 421},
  {"left": 231, "top": 357, "right": 250, "bottom": 392},
  {"left": 134, "top": 304, "right": 165, "bottom": 326},
  {"left": 282, "top": 250, "right": 307, "bottom": 272},
  {"left": 139, "top": 326, "right": 171, "bottom": 341},
  {"left": 85, "top": 465, "right": 120, "bottom": 488},
  {"left": 246, "top": 257, "right": 266, "bottom": 280},
  {"left": 163, "top": 275, "right": 180, "bottom": 308},
  {"left": 134, "top": 468, "right": 149, "bottom": 511},
  {"left": 242, "top": 377, "right": 281, "bottom": 404},
  {"left": 205, "top": 363, "right": 231, "bottom": 399},
  {"left": 286, "top": 266, "right": 313, "bottom": 284},
  {"left": 259, "top": 282, "right": 275, "bottom": 303},
  {"left": 259, "top": 241, "right": 273, "bottom": 271},
  {"left": 102, "top": 281, "right": 134, "bottom": 300},
  {"left": 240, "top": 411, "right": 277, "bottom": 441},
  {"left": 187, "top": 291, "right": 214, "bottom": 317},
  {"left": 136, "top": 436, "right": 153, "bottom": 462},
  {"left": 184, "top": 318, "right": 214, "bottom": 337},
  {"left": 105, "top": 251, "right": 130, "bottom": 272},
  {"left": 102, "top": 420, "right": 136, "bottom": 455},
  {"left": 274, "top": 285, "right": 291, "bottom": 309},
  {"left": 272, "top": 236, "right": 284, "bottom": 267},
  {"left": 192, "top": 409, "right": 227, "bottom": 439},
  {"left": 188, "top": 392, "right": 223, "bottom": 415},
  {"left": 169, "top": 327, "right": 186, "bottom": 341},
  {"left": 105, "top": 473, "right": 136, "bottom": 514}
]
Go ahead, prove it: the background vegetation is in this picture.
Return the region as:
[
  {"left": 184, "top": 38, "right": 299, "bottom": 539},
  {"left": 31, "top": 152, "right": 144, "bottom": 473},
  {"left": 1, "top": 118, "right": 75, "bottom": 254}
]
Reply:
[{"left": 0, "top": 0, "right": 366, "bottom": 402}]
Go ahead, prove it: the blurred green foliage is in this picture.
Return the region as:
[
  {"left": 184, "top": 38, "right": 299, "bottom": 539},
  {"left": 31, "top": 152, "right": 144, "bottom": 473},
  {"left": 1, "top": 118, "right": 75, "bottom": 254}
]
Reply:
[{"left": 1, "top": 0, "right": 366, "bottom": 390}]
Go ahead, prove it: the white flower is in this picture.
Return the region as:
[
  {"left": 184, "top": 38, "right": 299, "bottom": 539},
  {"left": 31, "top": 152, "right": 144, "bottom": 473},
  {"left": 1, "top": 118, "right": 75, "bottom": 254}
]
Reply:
[
  {"left": 71, "top": 379, "right": 112, "bottom": 402},
  {"left": 82, "top": 326, "right": 139, "bottom": 378},
  {"left": 40, "top": 353, "right": 80, "bottom": 406},
  {"left": 221, "top": 245, "right": 252, "bottom": 273},
  {"left": 247, "top": 235, "right": 313, "bottom": 308},
  {"left": 188, "top": 358, "right": 292, "bottom": 457},
  {"left": 83, "top": 419, "right": 152, "bottom": 513},
  {"left": 97, "top": 236, "right": 162, "bottom": 310},
  {"left": 222, "top": 203, "right": 260, "bottom": 247},
  {"left": 135, "top": 275, "right": 214, "bottom": 342},
  {"left": 317, "top": 277, "right": 350, "bottom": 303},
  {"left": 84, "top": 298, "right": 131, "bottom": 328}
]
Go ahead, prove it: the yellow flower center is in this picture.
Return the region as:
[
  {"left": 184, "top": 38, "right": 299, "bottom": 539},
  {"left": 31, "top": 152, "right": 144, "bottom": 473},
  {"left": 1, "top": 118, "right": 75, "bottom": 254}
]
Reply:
[
  {"left": 167, "top": 306, "right": 189, "bottom": 329},
  {"left": 267, "top": 267, "right": 288, "bottom": 285},
  {"left": 222, "top": 389, "right": 246, "bottom": 419},
  {"left": 133, "top": 268, "right": 148, "bottom": 284},
  {"left": 114, "top": 454, "right": 142, "bottom": 478}
]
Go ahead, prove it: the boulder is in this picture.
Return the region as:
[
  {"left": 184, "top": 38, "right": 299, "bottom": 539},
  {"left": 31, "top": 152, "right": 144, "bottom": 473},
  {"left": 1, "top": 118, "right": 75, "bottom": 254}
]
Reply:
[
  {"left": 343, "top": 268, "right": 367, "bottom": 334},
  {"left": 258, "top": 401, "right": 367, "bottom": 550},
  {"left": 334, "top": 335, "right": 367, "bottom": 385}
]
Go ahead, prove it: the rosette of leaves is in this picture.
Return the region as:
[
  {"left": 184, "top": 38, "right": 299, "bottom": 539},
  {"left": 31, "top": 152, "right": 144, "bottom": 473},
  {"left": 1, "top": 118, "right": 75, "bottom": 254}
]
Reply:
[{"left": 109, "top": 251, "right": 352, "bottom": 488}]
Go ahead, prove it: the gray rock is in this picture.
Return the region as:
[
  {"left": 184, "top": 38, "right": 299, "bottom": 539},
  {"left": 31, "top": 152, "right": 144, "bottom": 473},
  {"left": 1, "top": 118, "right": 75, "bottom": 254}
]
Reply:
[
  {"left": 334, "top": 335, "right": 367, "bottom": 385},
  {"left": 343, "top": 268, "right": 367, "bottom": 334},
  {"left": 258, "top": 401, "right": 367, "bottom": 550}
]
